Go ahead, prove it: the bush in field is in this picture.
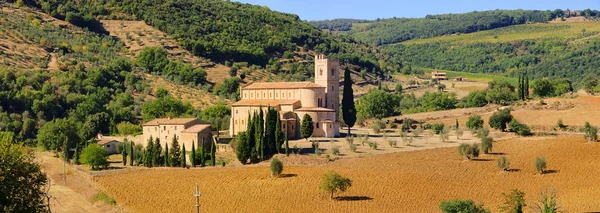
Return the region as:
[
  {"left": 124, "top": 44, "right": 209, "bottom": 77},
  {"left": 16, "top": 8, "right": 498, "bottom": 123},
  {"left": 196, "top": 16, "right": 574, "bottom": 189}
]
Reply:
[
  {"left": 81, "top": 144, "right": 108, "bottom": 170},
  {"left": 331, "top": 146, "right": 340, "bottom": 156},
  {"left": 497, "top": 156, "right": 510, "bottom": 172},
  {"left": 439, "top": 127, "right": 450, "bottom": 142},
  {"left": 556, "top": 119, "right": 567, "bottom": 130},
  {"left": 535, "top": 157, "right": 547, "bottom": 174},
  {"left": 368, "top": 141, "right": 378, "bottom": 150},
  {"left": 499, "top": 189, "right": 526, "bottom": 213},
  {"left": 456, "top": 129, "right": 464, "bottom": 139},
  {"left": 432, "top": 123, "right": 445, "bottom": 134},
  {"left": 372, "top": 119, "right": 386, "bottom": 134},
  {"left": 509, "top": 119, "right": 532, "bottom": 136},
  {"left": 583, "top": 122, "right": 598, "bottom": 142},
  {"left": 320, "top": 171, "right": 352, "bottom": 200},
  {"left": 439, "top": 199, "right": 490, "bottom": 213},
  {"left": 480, "top": 137, "right": 493, "bottom": 154},
  {"left": 458, "top": 143, "right": 480, "bottom": 160},
  {"left": 476, "top": 128, "right": 490, "bottom": 139},
  {"left": 388, "top": 139, "right": 397, "bottom": 147},
  {"left": 270, "top": 158, "right": 283, "bottom": 178},
  {"left": 466, "top": 115, "right": 484, "bottom": 131},
  {"left": 349, "top": 144, "right": 357, "bottom": 152},
  {"left": 489, "top": 109, "right": 513, "bottom": 131}
]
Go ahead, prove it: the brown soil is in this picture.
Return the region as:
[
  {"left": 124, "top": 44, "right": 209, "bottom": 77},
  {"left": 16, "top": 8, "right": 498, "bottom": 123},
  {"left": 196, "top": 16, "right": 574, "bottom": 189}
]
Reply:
[{"left": 94, "top": 136, "right": 600, "bottom": 212}]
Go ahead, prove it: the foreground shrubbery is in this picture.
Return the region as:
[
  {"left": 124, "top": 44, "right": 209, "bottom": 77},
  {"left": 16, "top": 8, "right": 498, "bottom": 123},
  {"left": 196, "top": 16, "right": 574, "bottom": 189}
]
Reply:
[{"left": 439, "top": 199, "right": 490, "bottom": 213}]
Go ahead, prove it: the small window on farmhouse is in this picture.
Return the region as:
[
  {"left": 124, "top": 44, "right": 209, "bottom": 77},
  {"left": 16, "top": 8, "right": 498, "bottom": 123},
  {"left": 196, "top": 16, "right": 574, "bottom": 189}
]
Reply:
[
  {"left": 107, "top": 144, "right": 110, "bottom": 148},
  {"left": 283, "top": 124, "right": 286, "bottom": 129},
  {"left": 164, "top": 126, "right": 166, "bottom": 131},
  {"left": 316, "top": 122, "right": 319, "bottom": 129}
]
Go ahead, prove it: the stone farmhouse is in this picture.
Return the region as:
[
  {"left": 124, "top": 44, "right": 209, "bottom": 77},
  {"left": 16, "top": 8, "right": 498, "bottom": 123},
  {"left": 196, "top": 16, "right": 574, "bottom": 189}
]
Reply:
[
  {"left": 431, "top": 70, "right": 448, "bottom": 80},
  {"left": 229, "top": 54, "right": 340, "bottom": 138},
  {"left": 142, "top": 118, "right": 213, "bottom": 150}
]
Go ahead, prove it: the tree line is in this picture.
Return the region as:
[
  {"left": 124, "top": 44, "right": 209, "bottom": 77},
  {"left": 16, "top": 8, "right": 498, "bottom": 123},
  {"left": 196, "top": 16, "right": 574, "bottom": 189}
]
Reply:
[{"left": 236, "top": 107, "right": 288, "bottom": 164}]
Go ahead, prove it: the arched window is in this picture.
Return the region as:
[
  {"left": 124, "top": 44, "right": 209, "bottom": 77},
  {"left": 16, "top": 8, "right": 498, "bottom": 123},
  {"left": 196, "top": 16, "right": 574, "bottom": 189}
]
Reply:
[
  {"left": 331, "top": 68, "right": 335, "bottom": 76},
  {"left": 320, "top": 69, "right": 323, "bottom": 76}
]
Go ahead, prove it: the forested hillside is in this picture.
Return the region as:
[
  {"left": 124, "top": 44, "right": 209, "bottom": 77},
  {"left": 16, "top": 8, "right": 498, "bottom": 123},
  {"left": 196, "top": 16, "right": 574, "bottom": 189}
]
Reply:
[
  {"left": 310, "top": 19, "right": 371, "bottom": 32},
  {"left": 312, "top": 9, "right": 600, "bottom": 45},
  {"left": 386, "top": 22, "right": 600, "bottom": 86}
]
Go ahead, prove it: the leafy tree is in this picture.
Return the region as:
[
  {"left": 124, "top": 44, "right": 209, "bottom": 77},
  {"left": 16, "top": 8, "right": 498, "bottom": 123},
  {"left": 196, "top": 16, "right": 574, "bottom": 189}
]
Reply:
[
  {"left": 372, "top": 119, "right": 386, "bottom": 134},
  {"left": 509, "top": 119, "right": 532, "bottom": 136},
  {"left": 532, "top": 78, "right": 553, "bottom": 97},
  {"left": 583, "top": 121, "right": 598, "bottom": 142},
  {"left": 214, "top": 77, "right": 239, "bottom": 98},
  {"left": 439, "top": 199, "right": 490, "bottom": 213},
  {"left": 432, "top": 123, "right": 445, "bottom": 134},
  {"left": 500, "top": 189, "right": 526, "bottom": 213},
  {"left": 489, "top": 109, "right": 513, "bottom": 131},
  {"left": 116, "top": 122, "right": 141, "bottom": 136},
  {"left": 583, "top": 73, "right": 598, "bottom": 94},
  {"left": 81, "top": 144, "right": 108, "bottom": 170},
  {"left": 458, "top": 143, "right": 480, "bottom": 160},
  {"left": 236, "top": 132, "right": 250, "bottom": 164},
  {"left": 535, "top": 157, "right": 547, "bottom": 174},
  {"left": 37, "top": 118, "right": 81, "bottom": 155},
  {"left": 480, "top": 137, "right": 493, "bottom": 154},
  {"left": 142, "top": 93, "right": 194, "bottom": 121},
  {"left": 137, "top": 47, "right": 168, "bottom": 73},
  {"left": 155, "top": 88, "right": 169, "bottom": 99},
  {"left": 169, "top": 135, "right": 181, "bottom": 167},
  {"left": 270, "top": 158, "right": 283, "bottom": 177},
  {"left": 301, "top": 114, "right": 314, "bottom": 141},
  {"left": 463, "top": 90, "right": 488, "bottom": 107},
  {"left": 342, "top": 68, "right": 357, "bottom": 136},
  {"left": 357, "top": 89, "right": 401, "bottom": 119},
  {"left": 476, "top": 128, "right": 490, "bottom": 139},
  {"left": 395, "top": 83, "right": 403, "bottom": 93},
  {"left": 497, "top": 156, "right": 510, "bottom": 172},
  {"left": 319, "top": 170, "right": 352, "bottom": 199},
  {"left": 456, "top": 129, "right": 464, "bottom": 139}
]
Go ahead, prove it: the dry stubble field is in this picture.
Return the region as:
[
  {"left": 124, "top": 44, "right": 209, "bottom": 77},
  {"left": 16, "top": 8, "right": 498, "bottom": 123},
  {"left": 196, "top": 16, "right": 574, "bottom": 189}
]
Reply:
[{"left": 95, "top": 136, "right": 600, "bottom": 212}]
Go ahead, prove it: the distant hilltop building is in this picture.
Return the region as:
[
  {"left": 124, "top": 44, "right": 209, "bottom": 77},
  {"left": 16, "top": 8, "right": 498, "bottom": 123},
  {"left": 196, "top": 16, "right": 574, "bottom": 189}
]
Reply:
[
  {"left": 142, "top": 118, "right": 213, "bottom": 150},
  {"left": 230, "top": 54, "right": 340, "bottom": 138},
  {"left": 431, "top": 70, "right": 448, "bottom": 80}
]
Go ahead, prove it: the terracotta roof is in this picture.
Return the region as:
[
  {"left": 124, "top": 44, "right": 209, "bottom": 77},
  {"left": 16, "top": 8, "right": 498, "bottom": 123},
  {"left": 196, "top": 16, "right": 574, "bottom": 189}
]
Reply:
[
  {"left": 295, "top": 107, "right": 335, "bottom": 112},
  {"left": 232, "top": 99, "right": 300, "bottom": 107},
  {"left": 98, "top": 139, "right": 120, "bottom": 145},
  {"left": 143, "top": 118, "right": 197, "bottom": 126},
  {"left": 181, "top": 124, "right": 212, "bottom": 133},
  {"left": 243, "top": 82, "right": 325, "bottom": 89}
]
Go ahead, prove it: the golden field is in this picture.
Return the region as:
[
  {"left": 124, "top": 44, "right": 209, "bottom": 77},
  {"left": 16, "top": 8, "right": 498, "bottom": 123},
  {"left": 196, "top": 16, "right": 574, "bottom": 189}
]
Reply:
[{"left": 94, "top": 136, "right": 600, "bottom": 212}]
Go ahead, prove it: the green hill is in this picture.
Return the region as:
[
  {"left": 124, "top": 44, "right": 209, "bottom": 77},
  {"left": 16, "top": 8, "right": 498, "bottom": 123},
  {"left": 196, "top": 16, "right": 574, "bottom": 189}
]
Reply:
[{"left": 386, "top": 21, "right": 600, "bottom": 86}]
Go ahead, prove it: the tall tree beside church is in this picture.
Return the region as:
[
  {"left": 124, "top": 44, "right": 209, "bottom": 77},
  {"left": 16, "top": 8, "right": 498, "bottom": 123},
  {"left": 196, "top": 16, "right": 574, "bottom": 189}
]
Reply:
[
  {"left": 169, "top": 135, "right": 181, "bottom": 167},
  {"left": 342, "top": 67, "right": 357, "bottom": 136},
  {"left": 247, "top": 113, "right": 257, "bottom": 161},
  {"left": 285, "top": 132, "right": 289, "bottom": 156},
  {"left": 191, "top": 142, "right": 196, "bottom": 167},
  {"left": 211, "top": 139, "right": 216, "bottom": 166},
  {"left": 255, "top": 107, "right": 265, "bottom": 160},
  {"left": 153, "top": 138, "right": 162, "bottom": 166},
  {"left": 181, "top": 144, "right": 186, "bottom": 168},
  {"left": 236, "top": 132, "right": 250, "bottom": 164},
  {"left": 301, "top": 114, "right": 314, "bottom": 141},
  {"left": 164, "top": 143, "right": 169, "bottom": 167},
  {"left": 275, "top": 111, "right": 283, "bottom": 153}
]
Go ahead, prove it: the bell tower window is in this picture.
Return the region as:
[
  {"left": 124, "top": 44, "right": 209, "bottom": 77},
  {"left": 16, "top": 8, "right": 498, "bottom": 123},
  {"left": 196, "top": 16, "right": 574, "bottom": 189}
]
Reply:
[
  {"left": 320, "top": 69, "right": 323, "bottom": 76},
  {"left": 331, "top": 68, "right": 334, "bottom": 76}
]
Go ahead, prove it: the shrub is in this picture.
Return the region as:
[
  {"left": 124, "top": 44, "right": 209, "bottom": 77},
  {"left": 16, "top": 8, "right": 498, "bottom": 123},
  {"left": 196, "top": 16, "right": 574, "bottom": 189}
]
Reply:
[
  {"left": 93, "top": 192, "right": 116, "bottom": 205},
  {"left": 509, "top": 119, "right": 532, "bottom": 136},
  {"left": 270, "top": 158, "right": 283, "bottom": 177},
  {"left": 556, "top": 119, "right": 567, "bottom": 130},
  {"left": 349, "top": 144, "right": 357, "bottom": 152},
  {"left": 439, "top": 127, "right": 450, "bottom": 142},
  {"left": 368, "top": 141, "right": 378, "bottom": 150},
  {"left": 372, "top": 119, "right": 386, "bottom": 134},
  {"left": 466, "top": 115, "right": 484, "bottom": 130},
  {"left": 497, "top": 156, "right": 510, "bottom": 172},
  {"left": 413, "top": 126, "right": 423, "bottom": 137},
  {"left": 499, "top": 189, "right": 526, "bottom": 213},
  {"left": 432, "top": 123, "right": 445, "bottom": 134},
  {"left": 583, "top": 121, "right": 598, "bottom": 142},
  {"left": 476, "top": 128, "right": 490, "bottom": 139},
  {"left": 456, "top": 129, "right": 464, "bottom": 139},
  {"left": 313, "top": 142, "right": 321, "bottom": 156},
  {"left": 319, "top": 171, "right": 352, "bottom": 199},
  {"left": 331, "top": 146, "right": 340, "bottom": 156},
  {"left": 116, "top": 121, "right": 142, "bottom": 136},
  {"left": 489, "top": 109, "right": 513, "bottom": 131},
  {"left": 458, "top": 143, "right": 479, "bottom": 160},
  {"left": 81, "top": 144, "right": 108, "bottom": 170},
  {"left": 439, "top": 199, "right": 490, "bottom": 213},
  {"left": 401, "top": 118, "right": 413, "bottom": 132},
  {"left": 535, "top": 157, "right": 547, "bottom": 174},
  {"left": 388, "top": 139, "right": 397, "bottom": 147},
  {"left": 480, "top": 137, "right": 493, "bottom": 154}
]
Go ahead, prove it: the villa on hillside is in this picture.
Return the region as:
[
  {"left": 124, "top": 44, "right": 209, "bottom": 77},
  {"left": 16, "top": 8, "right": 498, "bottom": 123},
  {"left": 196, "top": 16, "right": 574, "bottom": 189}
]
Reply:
[
  {"left": 229, "top": 54, "right": 341, "bottom": 138},
  {"left": 431, "top": 70, "right": 448, "bottom": 80},
  {"left": 142, "top": 118, "right": 213, "bottom": 150}
]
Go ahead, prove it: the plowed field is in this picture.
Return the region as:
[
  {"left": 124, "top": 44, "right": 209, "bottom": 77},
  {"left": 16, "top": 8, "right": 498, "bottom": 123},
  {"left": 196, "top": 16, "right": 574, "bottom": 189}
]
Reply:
[{"left": 94, "top": 136, "right": 600, "bottom": 212}]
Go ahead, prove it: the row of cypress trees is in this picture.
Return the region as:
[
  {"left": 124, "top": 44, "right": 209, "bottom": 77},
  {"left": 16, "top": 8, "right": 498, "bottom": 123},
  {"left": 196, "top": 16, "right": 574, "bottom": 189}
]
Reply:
[
  {"left": 236, "top": 106, "right": 289, "bottom": 164},
  {"left": 121, "top": 134, "right": 217, "bottom": 168},
  {"left": 517, "top": 71, "right": 529, "bottom": 101}
]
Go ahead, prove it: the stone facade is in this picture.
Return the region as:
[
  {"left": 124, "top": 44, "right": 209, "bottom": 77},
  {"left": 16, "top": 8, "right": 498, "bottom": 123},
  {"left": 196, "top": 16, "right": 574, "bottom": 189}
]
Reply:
[
  {"left": 142, "top": 118, "right": 213, "bottom": 150},
  {"left": 230, "top": 54, "right": 340, "bottom": 138}
]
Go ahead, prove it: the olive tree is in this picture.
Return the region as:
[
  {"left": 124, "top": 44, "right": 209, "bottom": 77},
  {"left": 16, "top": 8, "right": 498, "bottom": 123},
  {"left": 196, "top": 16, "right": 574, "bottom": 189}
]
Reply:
[{"left": 320, "top": 170, "right": 352, "bottom": 199}]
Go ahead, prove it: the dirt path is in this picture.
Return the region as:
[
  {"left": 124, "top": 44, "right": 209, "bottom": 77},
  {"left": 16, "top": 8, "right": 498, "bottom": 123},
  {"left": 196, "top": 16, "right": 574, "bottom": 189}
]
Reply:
[
  {"left": 47, "top": 180, "right": 101, "bottom": 213},
  {"left": 47, "top": 54, "right": 58, "bottom": 71}
]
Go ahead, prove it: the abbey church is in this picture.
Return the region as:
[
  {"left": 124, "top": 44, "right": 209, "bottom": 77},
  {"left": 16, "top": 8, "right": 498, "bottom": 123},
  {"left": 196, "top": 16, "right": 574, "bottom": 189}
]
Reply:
[{"left": 229, "top": 54, "right": 340, "bottom": 138}]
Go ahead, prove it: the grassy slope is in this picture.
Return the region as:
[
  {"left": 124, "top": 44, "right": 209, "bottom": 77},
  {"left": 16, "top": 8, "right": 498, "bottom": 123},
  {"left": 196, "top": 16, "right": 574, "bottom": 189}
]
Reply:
[{"left": 401, "top": 22, "right": 600, "bottom": 45}]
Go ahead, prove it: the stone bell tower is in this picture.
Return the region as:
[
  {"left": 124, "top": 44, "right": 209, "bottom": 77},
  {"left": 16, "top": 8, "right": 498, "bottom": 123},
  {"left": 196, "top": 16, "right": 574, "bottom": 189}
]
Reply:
[{"left": 314, "top": 54, "right": 340, "bottom": 136}]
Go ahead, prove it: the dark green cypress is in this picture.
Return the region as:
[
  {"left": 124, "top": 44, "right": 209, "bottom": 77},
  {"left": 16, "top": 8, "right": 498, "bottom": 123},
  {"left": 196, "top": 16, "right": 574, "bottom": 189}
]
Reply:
[
  {"left": 525, "top": 72, "right": 529, "bottom": 98},
  {"left": 275, "top": 111, "right": 282, "bottom": 154},
  {"left": 164, "top": 143, "right": 170, "bottom": 167},
  {"left": 130, "top": 142, "right": 134, "bottom": 166},
  {"left": 191, "top": 141, "right": 196, "bottom": 167},
  {"left": 121, "top": 144, "right": 126, "bottom": 166},
  {"left": 211, "top": 139, "right": 216, "bottom": 166},
  {"left": 285, "top": 132, "right": 289, "bottom": 157},
  {"left": 200, "top": 138, "right": 205, "bottom": 167},
  {"left": 181, "top": 144, "right": 186, "bottom": 168},
  {"left": 342, "top": 67, "right": 357, "bottom": 136}
]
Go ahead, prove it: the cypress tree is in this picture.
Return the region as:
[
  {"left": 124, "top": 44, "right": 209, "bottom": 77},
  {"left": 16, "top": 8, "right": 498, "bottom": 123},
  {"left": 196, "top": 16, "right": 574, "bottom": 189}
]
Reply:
[
  {"left": 525, "top": 73, "right": 529, "bottom": 98},
  {"left": 62, "top": 137, "right": 69, "bottom": 162},
  {"left": 455, "top": 119, "right": 459, "bottom": 129},
  {"left": 154, "top": 137, "right": 162, "bottom": 166},
  {"left": 200, "top": 138, "right": 205, "bottom": 167},
  {"left": 169, "top": 134, "right": 181, "bottom": 167},
  {"left": 342, "top": 67, "right": 357, "bottom": 136},
  {"left": 275, "top": 111, "right": 282, "bottom": 154},
  {"left": 144, "top": 137, "right": 154, "bottom": 167},
  {"left": 181, "top": 144, "right": 187, "bottom": 168},
  {"left": 164, "top": 143, "right": 170, "bottom": 167},
  {"left": 517, "top": 73, "right": 523, "bottom": 100},
  {"left": 191, "top": 142, "right": 196, "bottom": 167},
  {"left": 121, "top": 144, "right": 126, "bottom": 166},
  {"left": 211, "top": 139, "right": 216, "bottom": 166},
  {"left": 247, "top": 113, "right": 256, "bottom": 160},
  {"left": 74, "top": 145, "right": 80, "bottom": 165},
  {"left": 285, "top": 132, "right": 289, "bottom": 157},
  {"left": 236, "top": 132, "right": 250, "bottom": 164},
  {"left": 301, "top": 114, "right": 314, "bottom": 141},
  {"left": 130, "top": 142, "right": 134, "bottom": 166}
]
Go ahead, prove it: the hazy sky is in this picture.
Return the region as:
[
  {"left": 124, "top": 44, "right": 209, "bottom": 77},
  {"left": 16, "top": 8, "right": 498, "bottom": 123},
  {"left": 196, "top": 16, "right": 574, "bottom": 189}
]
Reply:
[{"left": 235, "top": 0, "right": 599, "bottom": 21}]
